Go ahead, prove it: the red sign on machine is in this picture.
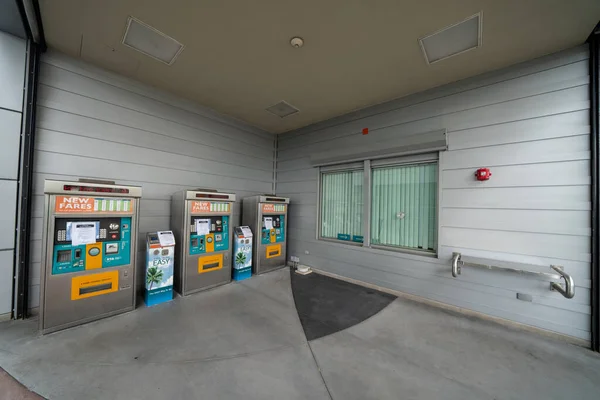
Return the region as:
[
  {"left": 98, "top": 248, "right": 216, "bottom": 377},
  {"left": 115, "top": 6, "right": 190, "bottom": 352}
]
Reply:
[
  {"left": 191, "top": 201, "right": 211, "bottom": 213},
  {"left": 190, "top": 201, "right": 229, "bottom": 213},
  {"left": 262, "top": 204, "right": 275, "bottom": 213},
  {"left": 54, "top": 196, "right": 133, "bottom": 214},
  {"left": 55, "top": 196, "right": 94, "bottom": 213},
  {"left": 262, "top": 203, "right": 286, "bottom": 213}
]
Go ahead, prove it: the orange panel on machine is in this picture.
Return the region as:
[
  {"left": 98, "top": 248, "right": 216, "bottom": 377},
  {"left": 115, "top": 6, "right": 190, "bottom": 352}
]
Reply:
[
  {"left": 266, "top": 244, "right": 281, "bottom": 259},
  {"left": 85, "top": 244, "right": 103, "bottom": 270},
  {"left": 71, "top": 270, "right": 119, "bottom": 300},
  {"left": 198, "top": 254, "right": 223, "bottom": 274}
]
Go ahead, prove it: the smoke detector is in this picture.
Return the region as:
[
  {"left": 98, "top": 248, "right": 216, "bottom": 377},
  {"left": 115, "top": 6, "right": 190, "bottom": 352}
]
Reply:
[
  {"left": 122, "top": 16, "right": 184, "bottom": 65},
  {"left": 419, "top": 13, "right": 482, "bottom": 64},
  {"left": 266, "top": 101, "right": 300, "bottom": 118},
  {"left": 290, "top": 37, "right": 304, "bottom": 48}
]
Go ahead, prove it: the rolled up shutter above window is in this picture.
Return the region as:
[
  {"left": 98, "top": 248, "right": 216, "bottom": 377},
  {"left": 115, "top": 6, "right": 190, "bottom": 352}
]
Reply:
[{"left": 310, "top": 129, "right": 447, "bottom": 167}]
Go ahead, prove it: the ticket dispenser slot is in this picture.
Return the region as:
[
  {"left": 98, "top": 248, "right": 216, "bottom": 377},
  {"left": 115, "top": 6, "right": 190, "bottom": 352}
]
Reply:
[
  {"left": 242, "top": 196, "right": 289, "bottom": 275},
  {"left": 171, "top": 190, "right": 236, "bottom": 296},
  {"left": 40, "top": 180, "right": 141, "bottom": 335}
]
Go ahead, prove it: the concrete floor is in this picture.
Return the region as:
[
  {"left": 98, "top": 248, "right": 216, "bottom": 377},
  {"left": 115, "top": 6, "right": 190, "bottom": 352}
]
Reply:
[{"left": 1, "top": 268, "right": 599, "bottom": 399}]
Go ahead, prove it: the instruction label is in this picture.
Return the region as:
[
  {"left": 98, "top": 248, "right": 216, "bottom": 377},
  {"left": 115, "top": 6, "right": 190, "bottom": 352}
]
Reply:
[{"left": 70, "top": 222, "right": 97, "bottom": 246}]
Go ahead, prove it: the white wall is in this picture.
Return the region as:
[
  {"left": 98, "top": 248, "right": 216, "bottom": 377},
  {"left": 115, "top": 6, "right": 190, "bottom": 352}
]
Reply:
[
  {"left": 30, "top": 50, "right": 275, "bottom": 311},
  {"left": 0, "top": 32, "right": 26, "bottom": 317},
  {"left": 277, "top": 45, "right": 592, "bottom": 341}
]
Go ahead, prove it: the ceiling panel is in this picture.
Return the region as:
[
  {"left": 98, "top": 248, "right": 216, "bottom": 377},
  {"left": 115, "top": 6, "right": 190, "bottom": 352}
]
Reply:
[{"left": 39, "top": 0, "right": 600, "bottom": 133}]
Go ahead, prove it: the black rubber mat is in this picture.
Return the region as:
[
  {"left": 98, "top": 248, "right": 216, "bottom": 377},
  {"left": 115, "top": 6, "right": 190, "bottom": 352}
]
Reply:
[{"left": 291, "top": 270, "right": 396, "bottom": 341}]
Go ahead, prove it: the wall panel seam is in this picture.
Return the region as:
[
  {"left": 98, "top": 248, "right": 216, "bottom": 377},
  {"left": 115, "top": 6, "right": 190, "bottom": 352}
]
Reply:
[
  {"left": 33, "top": 150, "right": 274, "bottom": 184},
  {"left": 279, "top": 54, "right": 590, "bottom": 143},
  {"left": 39, "top": 61, "right": 272, "bottom": 140},
  {"left": 278, "top": 85, "right": 589, "bottom": 152},
  {"left": 35, "top": 127, "right": 274, "bottom": 172},
  {"left": 37, "top": 83, "right": 273, "bottom": 150},
  {"left": 34, "top": 115, "right": 274, "bottom": 162}
]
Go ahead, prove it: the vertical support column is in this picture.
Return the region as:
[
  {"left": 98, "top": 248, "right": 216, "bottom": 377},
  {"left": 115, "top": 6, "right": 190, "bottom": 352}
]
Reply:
[
  {"left": 363, "top": 160, "right": 371, "bottom": 248},
  {"left": 14, "top": 39, "right": 40, "bottom": 319},
  {"left": 0, "top": 32, "right": 27, "bottom": 319},
  {"left": 272, "top": 134, "right": 278, "bottom": 195},
  {"left": 589, "top": 26, "right": 600, "bottom": 352}
]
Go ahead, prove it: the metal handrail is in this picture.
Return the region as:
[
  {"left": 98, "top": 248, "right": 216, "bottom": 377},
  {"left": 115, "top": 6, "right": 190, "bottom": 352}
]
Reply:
[
  {"left": 451, "top": 252, "right": 461, "bottom": 277},
  {"left": 550, "top": 265, "right": 575, "bottom": 299},
  {"left": 450, "top": 252, "right": 575, "bottom": 299}
]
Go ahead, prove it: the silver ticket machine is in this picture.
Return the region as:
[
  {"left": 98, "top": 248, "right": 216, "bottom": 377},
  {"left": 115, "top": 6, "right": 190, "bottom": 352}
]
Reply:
[
  {"left": 39, "top": 180, "right": 142, "bottom": 334},
  {"left": 171, "top": 190, "right": 236, "bottom": 295},
  {"left": 242, "top": 195, "right": 289, "bottom": 275}
]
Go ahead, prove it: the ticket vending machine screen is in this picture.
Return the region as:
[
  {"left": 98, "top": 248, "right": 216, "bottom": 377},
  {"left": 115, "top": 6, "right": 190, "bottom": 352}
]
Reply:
[
  {"left": 52, "top": 217, "right": 132, "bottom": 275},
  {"left": 261, "top": 215, "right": 285, "bottom": 245},
  {"left": 189, "top": 216, "right": 229, "bottom": 255}
]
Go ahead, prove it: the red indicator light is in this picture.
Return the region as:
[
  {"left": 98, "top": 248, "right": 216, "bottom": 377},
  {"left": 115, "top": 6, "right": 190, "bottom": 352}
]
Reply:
[
  {"left": 196, "top": 194, "right": 229, "bottom": 199},
  {"left": 362, "top": 128, "right": 369, "bottom": 135},
  {"left": 62, "top": 185, "right": 130, "bottom": 194}
]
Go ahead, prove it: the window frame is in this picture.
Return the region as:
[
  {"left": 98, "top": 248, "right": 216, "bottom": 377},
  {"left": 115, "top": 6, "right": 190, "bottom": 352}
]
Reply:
[{"left": 317, "top": 153, "right": 441, "bottom": 257}]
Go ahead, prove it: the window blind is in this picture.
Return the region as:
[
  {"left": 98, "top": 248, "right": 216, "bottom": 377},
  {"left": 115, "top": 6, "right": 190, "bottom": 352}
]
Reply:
[
  {"left": 371, "top": 163, "right": 437, "bottom": 250},
  {"left": 320, "top": 169, "right": 364, "bottom": 242}
]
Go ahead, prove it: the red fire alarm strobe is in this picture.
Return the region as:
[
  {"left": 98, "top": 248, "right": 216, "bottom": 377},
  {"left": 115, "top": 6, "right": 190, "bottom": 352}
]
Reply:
[{"left": 475, "top": 168, "right": 492, "bottom": 181}]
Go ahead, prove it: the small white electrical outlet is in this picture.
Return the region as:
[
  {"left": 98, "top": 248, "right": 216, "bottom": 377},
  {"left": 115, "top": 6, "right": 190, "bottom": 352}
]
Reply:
[{"left": 305, "top": 250, "right": 310, "bottom": 255}]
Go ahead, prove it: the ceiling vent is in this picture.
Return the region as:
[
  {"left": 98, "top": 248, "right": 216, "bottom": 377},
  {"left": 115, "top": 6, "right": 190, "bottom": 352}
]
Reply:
[
  {"left": 419, "top": 13, "right": 482, "bottom": 64},
  {"left": 122, "top": 17, "right": 184, "bottom": 65},
  {"left": 266, "top": 101, "right": 300, "bottom": 118}
]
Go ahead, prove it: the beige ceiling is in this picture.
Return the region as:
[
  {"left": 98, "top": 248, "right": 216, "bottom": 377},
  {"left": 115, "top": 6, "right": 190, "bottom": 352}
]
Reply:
[{"left": 40, "top": 0, "right": 600, "bottom": 134}]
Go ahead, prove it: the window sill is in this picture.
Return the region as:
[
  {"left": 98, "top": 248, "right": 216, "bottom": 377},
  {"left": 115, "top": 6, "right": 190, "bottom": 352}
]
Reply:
[
  {"left": 319, "top": 237, "right": 363, "bottom": 247},
  {"left": 317, "top": 237, "right": 438, "bottom": 260},
  {"left": 370, "top": 244, "right": 437, "bottom": 258}
]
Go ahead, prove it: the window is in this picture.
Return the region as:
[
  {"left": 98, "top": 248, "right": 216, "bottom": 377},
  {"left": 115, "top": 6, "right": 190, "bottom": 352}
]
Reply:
[
  {"left": 320, "top": 169, "right": 363, "bottom": 243},
  {"left": 371, "top": 163, "right": 437, "bottom": 251},
  {"left": 319, "top": 156, "right": 438, "bottom": 255}
]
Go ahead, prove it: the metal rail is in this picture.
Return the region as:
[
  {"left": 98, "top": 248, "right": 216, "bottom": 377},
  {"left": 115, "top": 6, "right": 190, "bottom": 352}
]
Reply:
[{"left": 451, "top": 252, "right": 575, "bottom": 299}]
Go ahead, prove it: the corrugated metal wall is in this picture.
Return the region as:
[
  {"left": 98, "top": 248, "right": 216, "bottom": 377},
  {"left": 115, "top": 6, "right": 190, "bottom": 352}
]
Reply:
[
  {"left": 276, "top": 45, "right": 592, "bottom": 341},
  {"left": 0, "top": 32, "right": 26, "bottom": 317},
  {"left": 29, "top": 51, "right": 275, "bottom": 311}
]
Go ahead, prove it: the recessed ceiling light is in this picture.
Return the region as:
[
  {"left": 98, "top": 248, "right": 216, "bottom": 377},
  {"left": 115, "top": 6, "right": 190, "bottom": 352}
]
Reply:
[
  {"left": 266, "top": 101, "right": 300, "bottom": 118},
  {"left": 122, "top": 16, "right": 184, "bottom": 65},
  {"left": 290, "top": 37, "right": 304, "bottom": 48},
  {"left": 419, "top": 13, "right": 482, "bottom": 64}
]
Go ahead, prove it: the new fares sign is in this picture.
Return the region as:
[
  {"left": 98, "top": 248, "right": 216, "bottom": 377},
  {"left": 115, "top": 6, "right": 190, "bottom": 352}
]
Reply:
[
  {"left": 262, "top": 203, "right": 286, "bottom": 213},
  {"left": 190, "top": 201, "right": 230, "bottom": 213},
  {"left": 55, "top": 196, "right": 93, "bottom": 213},
  {"left": 55, "top": 196, "right": 133, "bottom": 214},
  {"left": 191, "top": 201, "right": 211, "bottom": 213}
]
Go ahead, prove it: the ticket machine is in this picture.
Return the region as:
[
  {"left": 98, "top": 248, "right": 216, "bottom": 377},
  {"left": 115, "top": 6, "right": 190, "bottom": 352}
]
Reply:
[
  {"left": 242, "top": 195, "right": 289, "bottom": 275},
  {"left": 39, "top": 180, "right": 141, "bottom": 334},
  {"left": 171, "top": 190, "right": 235, "bottom": 295}
]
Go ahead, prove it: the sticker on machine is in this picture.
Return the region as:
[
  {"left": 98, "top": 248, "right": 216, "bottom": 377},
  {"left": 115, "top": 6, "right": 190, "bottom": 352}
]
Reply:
[
  {"left": 190, "top": 201, "right": 230, "bottom": 213},
  {"left": 262, "top": 204, "right": 286, "bottom": 213},
  {"left": 55, "top": 196, "right": 133, "bottom": 214}
]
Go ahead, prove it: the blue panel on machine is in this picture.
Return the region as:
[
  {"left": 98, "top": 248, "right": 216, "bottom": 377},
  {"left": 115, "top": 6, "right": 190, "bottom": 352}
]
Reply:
[
  {"left": 189, "top": 215, "right": 229, "bottom": 255},
  {"left": 51, "top": 217, "right": 132, "bottom": 275},
  {"left": 261, "top": 214, "right": 285, "bottom": 245}
]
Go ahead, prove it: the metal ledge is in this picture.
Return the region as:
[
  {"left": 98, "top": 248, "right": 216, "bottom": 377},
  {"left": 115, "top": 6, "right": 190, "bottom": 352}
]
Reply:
[{"left": 451, "top": 252, "right": 575, "bottom": 299}]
